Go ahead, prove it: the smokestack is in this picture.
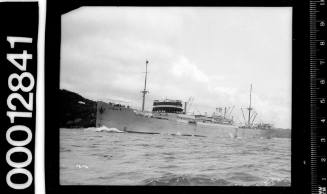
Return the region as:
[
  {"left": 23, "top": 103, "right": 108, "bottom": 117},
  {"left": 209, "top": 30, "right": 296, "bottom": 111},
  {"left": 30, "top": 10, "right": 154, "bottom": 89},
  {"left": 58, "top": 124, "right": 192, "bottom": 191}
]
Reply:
[{"left": 184, "top": 102, "right": 187, "bottom": 114}]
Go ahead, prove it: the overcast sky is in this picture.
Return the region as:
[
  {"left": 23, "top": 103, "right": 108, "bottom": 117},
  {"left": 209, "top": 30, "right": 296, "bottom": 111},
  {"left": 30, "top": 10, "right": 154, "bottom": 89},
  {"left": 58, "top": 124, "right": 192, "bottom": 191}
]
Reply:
[{"left": 60, "top": 7, "right": 292, "bottom": 128}]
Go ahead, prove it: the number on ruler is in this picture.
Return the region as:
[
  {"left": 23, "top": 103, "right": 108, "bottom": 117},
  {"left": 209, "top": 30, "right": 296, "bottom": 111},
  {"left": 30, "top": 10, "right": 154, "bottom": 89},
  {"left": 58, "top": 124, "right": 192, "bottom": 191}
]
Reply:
[{"left": 318, "top": 187, "right": 326, "bottom": 194}]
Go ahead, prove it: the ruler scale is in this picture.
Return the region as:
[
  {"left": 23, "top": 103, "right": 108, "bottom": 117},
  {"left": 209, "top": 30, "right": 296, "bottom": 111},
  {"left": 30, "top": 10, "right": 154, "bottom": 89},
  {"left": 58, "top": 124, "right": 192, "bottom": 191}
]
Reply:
[{"left": 309, "top": 0, "right": 326, "bottom": 194}]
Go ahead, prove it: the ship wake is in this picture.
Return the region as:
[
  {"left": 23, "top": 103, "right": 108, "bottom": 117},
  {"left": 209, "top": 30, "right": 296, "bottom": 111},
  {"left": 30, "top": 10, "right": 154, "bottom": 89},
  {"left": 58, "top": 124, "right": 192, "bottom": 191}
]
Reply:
[{"left": 85, "top": 126, "right": 124, "bottom": 133}]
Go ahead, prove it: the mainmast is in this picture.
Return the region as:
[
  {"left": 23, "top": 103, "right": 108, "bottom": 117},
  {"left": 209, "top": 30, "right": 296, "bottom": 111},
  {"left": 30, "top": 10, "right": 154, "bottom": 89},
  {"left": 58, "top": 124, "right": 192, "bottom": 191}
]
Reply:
[
  {"left": 247, "top": 84, "right": 253, "bottom": 126},
  {"left": 141, "top": 60, "right": 149, "bottom": 112}
]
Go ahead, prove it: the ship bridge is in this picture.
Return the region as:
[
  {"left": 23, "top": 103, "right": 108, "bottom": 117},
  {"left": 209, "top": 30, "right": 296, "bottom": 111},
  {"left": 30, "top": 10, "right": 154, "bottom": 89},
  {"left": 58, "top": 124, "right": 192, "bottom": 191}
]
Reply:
[{"left": 152, "top": 99, "right": 183, "bottom": 113}]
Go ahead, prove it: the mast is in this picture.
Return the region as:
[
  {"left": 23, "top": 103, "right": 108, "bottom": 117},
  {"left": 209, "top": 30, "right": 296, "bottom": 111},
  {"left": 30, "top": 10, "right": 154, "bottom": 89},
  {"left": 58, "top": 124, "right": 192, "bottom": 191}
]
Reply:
[
  {"left": 247, "top": 84, "right": 253, "bottom": 126},
  {"left": 141, "top": 60, "right": 149, "bottom": 112}
]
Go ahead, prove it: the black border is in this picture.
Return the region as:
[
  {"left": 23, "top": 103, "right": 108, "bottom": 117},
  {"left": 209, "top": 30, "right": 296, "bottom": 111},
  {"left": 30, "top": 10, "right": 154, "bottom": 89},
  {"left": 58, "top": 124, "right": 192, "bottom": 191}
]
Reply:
[
  {"left": 45, "top": 0, "right": 310, "bottom": 193},
  {"left": 0, "top": 2, "right": 38, "bottom": 194}
]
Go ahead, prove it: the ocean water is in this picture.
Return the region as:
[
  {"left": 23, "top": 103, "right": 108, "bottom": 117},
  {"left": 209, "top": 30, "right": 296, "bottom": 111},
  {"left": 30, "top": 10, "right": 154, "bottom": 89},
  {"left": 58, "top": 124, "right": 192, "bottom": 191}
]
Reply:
[{"left": 60, "top": 126, "right": 291, "bottom": 186}]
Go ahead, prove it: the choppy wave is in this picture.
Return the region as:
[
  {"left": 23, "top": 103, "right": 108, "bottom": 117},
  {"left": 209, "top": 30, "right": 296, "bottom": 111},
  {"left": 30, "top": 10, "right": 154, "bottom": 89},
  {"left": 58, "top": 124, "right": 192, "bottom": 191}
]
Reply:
[
  {"left": 226, "top": 172, "right": 262, "bottom": 182},
  {"left": 262, "top": 178, "right": 291, "bottom": 186},
  {"left": 143, "top": 174, "right": 290, "bottom": 186},
  {"left": 143, "top": 174, "right": 233, "bottom": 186},
  {"left": 84, "top": 126, "right": 124, "bottom": 133},
  {"left": 60, "top": 128, "right": 290, "bottom": 186}
]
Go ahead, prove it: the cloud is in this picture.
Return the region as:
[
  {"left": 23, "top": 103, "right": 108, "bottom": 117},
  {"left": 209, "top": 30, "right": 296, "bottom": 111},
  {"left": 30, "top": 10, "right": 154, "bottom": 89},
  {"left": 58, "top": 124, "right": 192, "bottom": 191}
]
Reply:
[
  {"left": 60, "top": 7, "right": 292, "bottom": 128},
  {"left": 212, "top": 86, "right": 238, "bottom": 97},
  {"left": 171, "top": 56, "right": 209, "bottom": 83}
]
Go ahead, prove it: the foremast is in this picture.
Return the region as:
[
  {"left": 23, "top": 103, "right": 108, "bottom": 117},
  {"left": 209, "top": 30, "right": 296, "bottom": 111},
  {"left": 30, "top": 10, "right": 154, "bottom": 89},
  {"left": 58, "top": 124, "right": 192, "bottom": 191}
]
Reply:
[{"left": 141, "top": 60, "right": 149, "bottom": 112}]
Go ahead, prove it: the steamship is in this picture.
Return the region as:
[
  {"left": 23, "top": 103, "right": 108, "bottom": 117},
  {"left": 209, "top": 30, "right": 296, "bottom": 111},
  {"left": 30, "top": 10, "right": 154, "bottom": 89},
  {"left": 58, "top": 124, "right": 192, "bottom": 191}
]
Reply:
[{"left": 95, "top": 60, "right": 237, "bottom": 134}]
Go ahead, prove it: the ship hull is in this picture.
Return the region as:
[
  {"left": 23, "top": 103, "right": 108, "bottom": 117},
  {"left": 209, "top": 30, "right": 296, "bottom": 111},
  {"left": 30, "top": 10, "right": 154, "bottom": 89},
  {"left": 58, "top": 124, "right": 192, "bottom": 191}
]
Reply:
[{"left": 95, "top": 101, "right": 290, "bottom": 138}]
